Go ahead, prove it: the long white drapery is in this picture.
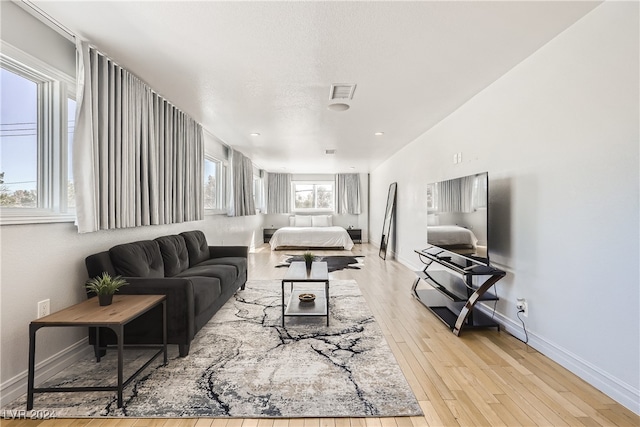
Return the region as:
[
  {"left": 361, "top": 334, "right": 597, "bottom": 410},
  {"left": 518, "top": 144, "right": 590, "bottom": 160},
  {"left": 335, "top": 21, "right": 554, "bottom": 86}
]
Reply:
[
  {"left": 336, "top": 173, "right": 361, "bottom": 215},
  {"left": 73, "top": 40, "right": 203, "bottom": 232},
  {"left": 266, "top": 172, "right": 291, "bottom": 214},
  {"left": 228, "top": 149, "right": 255, "bottom": 217}
]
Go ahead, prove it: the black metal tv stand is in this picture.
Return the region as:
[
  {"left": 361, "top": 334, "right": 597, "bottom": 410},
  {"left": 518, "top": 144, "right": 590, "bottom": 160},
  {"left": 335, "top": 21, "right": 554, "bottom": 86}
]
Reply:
[{"left": 411, "top": 247, "right": 506, "bottom": 336}]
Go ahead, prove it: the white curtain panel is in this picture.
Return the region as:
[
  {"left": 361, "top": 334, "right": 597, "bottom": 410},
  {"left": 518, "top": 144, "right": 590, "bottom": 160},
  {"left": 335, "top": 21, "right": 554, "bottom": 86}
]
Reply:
[
  {"left": 266, "top": 172, "right": 291, "bottom": 214},
  {"left": 336, "top": 173, "right": 361, "bottom": 215},
  {"left": 73, "top": 40, "right": 203, "bottom": 232},
  {"left": 228, "top": 149, "right": 256, "bottom": 217}
]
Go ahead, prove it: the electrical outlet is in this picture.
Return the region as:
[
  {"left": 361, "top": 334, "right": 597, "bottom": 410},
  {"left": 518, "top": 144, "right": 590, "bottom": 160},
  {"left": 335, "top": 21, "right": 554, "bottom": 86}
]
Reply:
[
  {"left": 37, "top": 299, "right": 50, "bottom": 319},
  {"left": 516, "top": 298, "right": 528, "bottom": 317}
]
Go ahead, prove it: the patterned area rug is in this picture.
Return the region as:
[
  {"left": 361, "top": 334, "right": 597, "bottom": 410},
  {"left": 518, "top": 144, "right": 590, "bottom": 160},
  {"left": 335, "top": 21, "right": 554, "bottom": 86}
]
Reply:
[
  {"left": 275, "top": 255, "right": 365, "bottom": 272},
  {"left": 7, "top": 280, "right": 421, "bottom": 418}
]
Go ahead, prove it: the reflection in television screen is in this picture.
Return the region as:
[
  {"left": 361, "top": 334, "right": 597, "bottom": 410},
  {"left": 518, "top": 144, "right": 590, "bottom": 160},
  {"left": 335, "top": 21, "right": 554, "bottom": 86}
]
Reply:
[{"left": 426, "top": 172, "right": 489, "bottom": 265}]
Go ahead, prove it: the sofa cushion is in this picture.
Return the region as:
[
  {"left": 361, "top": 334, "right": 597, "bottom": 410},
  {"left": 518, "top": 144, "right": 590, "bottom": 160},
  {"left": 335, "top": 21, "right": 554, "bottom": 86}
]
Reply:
[
  {"left": 109, "top": 240, "right": 164, "bottom": 278},
  {"left": 180, "top": 230, "right": 209, "bottom": 267},
  {"left": 155, "top": 235, "right": 189, "bottom": 277},
  {"left": 188, "top": 276, "right": 222, "bottom": 315},
  {"left": 194, "top": 257, "right": 247, "bottom": 276},
  {"left": 176, "top": 264, "right": 238, "bottom": 288}
]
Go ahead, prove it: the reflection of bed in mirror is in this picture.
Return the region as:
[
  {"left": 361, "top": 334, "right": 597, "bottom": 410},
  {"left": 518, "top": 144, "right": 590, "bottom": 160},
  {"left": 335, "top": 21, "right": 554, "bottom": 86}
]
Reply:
[{"left": 427, "top": 225, "right": 478, "bottom": 255}]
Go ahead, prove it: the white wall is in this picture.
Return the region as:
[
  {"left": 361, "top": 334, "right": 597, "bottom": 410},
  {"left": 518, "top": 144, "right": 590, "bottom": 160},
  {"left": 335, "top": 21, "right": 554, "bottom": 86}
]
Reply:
[{"left": 370, "top": 2, "right": 639, "bottom": 412}]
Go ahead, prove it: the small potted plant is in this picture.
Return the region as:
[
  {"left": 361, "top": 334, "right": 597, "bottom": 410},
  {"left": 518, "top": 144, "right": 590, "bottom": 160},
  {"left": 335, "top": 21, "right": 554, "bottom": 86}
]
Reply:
[
  {"left": 85, "top": 272, "right": 128, "bottom": 306},
  {"left": 303, "top": 252, "right": 315, "bottom": 271}
]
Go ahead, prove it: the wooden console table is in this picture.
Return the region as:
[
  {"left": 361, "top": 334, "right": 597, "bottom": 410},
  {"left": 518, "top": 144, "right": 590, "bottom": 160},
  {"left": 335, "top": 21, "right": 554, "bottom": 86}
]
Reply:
[{"left": 27, "top": 294, "right": 167, "bottom": 410}]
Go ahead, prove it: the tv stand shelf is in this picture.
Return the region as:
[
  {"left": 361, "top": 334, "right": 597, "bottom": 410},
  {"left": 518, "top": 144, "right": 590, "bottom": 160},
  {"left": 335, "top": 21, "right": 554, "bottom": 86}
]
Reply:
[{"left": 412, "top": 247, "right": 505, "bottom": 336}]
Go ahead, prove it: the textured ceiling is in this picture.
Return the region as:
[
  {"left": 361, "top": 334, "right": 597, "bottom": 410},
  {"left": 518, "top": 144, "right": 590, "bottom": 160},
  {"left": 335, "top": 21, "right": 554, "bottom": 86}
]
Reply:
[{"left": 31, "top": 1, "right": 600, "bottom": 173}]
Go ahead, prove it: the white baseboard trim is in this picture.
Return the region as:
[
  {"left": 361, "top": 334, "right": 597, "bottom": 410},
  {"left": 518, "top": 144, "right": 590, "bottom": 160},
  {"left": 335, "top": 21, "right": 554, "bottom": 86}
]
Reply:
[
  {"left": 0, "top": 338, "right": 91, "bottom": 407},
  {"left": 477, "top": 304, "right": 640, "bottom": 415}
]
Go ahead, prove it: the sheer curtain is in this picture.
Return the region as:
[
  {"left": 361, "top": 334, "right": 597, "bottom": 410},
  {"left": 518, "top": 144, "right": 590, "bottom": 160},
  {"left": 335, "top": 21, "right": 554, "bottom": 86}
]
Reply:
[
  {"left": 73, "top": 40, "right": 203, "bottom": 232},
  {"left": 228, "top": 149, "right": 255, "bottom": 217},
  {"left": 336, "top": 173, "right": 361, "bottom": 214},
  {"left": 266, "top": 172, "right": 291, "bottom": 214}
]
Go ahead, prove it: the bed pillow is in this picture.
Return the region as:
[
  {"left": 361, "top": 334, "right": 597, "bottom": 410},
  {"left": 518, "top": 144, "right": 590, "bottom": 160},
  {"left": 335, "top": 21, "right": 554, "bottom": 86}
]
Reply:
[
  {"left": 311, "top": 215, "right": 332, "bottom": 227},
  {"left": 294, "top": 215, "right": 312, "bottom": 227}
]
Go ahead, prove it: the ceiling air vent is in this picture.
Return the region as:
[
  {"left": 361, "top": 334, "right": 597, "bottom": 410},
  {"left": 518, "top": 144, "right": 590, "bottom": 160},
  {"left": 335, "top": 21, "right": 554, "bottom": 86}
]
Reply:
[
  {"left": 329, "top": 84, "right": 357, "bottom": 100},
  {"left": 325, "top": 149, "right": 337, "bottom": 155}
]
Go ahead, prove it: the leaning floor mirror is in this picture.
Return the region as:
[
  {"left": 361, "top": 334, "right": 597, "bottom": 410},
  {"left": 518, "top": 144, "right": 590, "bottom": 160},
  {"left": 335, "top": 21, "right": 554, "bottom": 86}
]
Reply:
[{"left": 379, "top": 182, "right": 397, "bottom": 260}]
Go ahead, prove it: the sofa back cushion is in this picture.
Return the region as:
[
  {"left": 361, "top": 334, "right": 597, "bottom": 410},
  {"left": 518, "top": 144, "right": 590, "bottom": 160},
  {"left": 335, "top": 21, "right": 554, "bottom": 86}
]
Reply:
[
  {"left": 180, "top": 230, "right": 209, "bottom": 267},
  {"left": 109, "top": 240, "right": 165, "bottom": 278},
  {"left": 85, "top": 251, "right": 118, "bottom": 279},
  {"left": 155, "top": 235, "right": 189, "bottom": 277}
]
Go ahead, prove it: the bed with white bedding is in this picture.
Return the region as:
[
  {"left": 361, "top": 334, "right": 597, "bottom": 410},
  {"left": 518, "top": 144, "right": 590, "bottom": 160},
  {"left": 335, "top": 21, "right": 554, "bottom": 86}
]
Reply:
[{"left": 269, "top": 215, "right": 354, "bottom": 250}]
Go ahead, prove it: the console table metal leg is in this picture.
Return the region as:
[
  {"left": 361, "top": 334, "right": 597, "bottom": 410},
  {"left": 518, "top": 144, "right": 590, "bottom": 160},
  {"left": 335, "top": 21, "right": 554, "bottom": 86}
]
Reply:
[
  {"left": 326, "top": 280, "right": 329, "bottom": 326},
  {"left": 162, "top": 300, "right": 168, "bottom": 365},
  {"left": 26, "top": 324, "right": 38, "bottom": 410},
  {"left": 96, "top": 327, "right": 101, "bottom": 362},
  {"left": 281, "top": 280, "right": 286, "bottom": 327},
  {"left": 453, "top": 275, "right": 503, "bottom": 336},
  {"left": 115, "top": 325, "right": 124, "bottom": 407}
]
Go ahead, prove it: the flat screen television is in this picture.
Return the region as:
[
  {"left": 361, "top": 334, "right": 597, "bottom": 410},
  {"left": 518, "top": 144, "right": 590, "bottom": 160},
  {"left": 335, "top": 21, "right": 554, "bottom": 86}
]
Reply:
[{"left": 426, "top": 172, "right": 490, "bottom": 266}]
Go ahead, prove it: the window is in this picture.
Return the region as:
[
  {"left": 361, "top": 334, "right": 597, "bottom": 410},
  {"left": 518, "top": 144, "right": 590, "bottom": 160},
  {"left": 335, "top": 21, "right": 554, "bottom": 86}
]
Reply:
[
  {"left": 204, "top": 156, "right": 226, "bottom": 213},
  {"left": 0, "top": 50, "right": 75, "bottom": 223},
  {"left": 0, "top": 67, "right": 38, "bottom": 208},
  {"left": 292, "top": 181, "right": 334, "bottom": 211}
]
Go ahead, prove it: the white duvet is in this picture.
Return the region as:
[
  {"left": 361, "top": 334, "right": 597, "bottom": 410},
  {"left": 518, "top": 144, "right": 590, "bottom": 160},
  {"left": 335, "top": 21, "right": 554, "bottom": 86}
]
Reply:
[
  {"left": 427, "top": 225, "right": 478, "bottom": 248},
  {"left": 270, "top": 226, "right": 354, "bottom": 250}
]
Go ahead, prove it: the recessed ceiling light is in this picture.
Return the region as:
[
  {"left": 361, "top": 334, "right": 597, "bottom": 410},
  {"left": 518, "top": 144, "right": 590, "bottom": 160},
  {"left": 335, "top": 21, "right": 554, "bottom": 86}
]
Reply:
[
  {"left": 250, "top": 132, "right": 260, "bottom": 136},
  {"left": 374, "top": 132, "right": 384, "bottom": 136},
  {"left": 327, "top": 103, "right": 350, "bottom": 112}
]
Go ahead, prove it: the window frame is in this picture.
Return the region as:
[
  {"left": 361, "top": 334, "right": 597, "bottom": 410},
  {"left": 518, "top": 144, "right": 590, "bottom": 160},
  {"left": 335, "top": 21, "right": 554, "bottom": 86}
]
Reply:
[
  {"left": 0, "top": 45, "right": 76, "bottom": 225},
  {"left": 291, "top": 180, "right": 335, "bottom": 213},
  {"left": 253, "top": 172, "right": 263, "bottom": 214},
  {"left": 203, "top": 155, "right": 227, "bottom": 215}
]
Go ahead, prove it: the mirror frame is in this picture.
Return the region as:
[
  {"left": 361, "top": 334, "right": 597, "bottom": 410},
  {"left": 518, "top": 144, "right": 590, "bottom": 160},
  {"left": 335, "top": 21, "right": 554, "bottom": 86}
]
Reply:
[{"left": 379, "top": 182, "right": 397, "bottom": 260}]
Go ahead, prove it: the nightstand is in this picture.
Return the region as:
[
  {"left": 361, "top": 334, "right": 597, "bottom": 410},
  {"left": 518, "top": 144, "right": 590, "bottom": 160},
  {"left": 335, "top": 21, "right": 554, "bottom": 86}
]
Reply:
[
  {"left": 263, "top": 228, "right": 278, "bottom": 243},
  {"left": 347, "top": 228, "right": 362, "bottom": 243}
]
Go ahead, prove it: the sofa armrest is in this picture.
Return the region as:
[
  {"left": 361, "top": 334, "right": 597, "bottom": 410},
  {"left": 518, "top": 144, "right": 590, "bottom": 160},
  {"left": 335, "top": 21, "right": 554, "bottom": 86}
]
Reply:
[
  {"left": 208, "top": 246, "right": 248, "bottom": 259},
  {"left": 116, "top": 277, "right": 196, "bottom": 342}
]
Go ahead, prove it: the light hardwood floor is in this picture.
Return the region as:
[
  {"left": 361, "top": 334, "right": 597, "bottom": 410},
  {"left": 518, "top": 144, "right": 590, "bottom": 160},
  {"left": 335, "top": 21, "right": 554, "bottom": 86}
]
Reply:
[{"left": 7, "top": 244, "right": 638, "bottom": 426}]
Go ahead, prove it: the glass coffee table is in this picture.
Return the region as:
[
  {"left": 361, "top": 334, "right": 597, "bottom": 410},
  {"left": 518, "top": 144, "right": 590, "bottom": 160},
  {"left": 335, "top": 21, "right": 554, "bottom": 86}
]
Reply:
[{"left": 281, "top": 261, "right": 330, "bottom": 326}]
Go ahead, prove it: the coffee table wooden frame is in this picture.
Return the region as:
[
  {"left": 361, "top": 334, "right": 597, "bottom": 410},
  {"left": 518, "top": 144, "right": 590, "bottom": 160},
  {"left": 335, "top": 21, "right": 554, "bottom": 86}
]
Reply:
[
  {"left": 27, "top": 294, "right": 167, "bottom": 410},
  {"left": 281, "top": 261, "right": 330, "bottom": 327}
]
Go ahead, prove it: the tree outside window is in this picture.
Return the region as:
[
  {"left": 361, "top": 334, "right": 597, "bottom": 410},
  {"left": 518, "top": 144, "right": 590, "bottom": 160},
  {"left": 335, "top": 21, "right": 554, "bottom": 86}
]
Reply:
[
  {"left": 293, "top": 182, "right": 334, "bottom": 211},
  {"left": 204, "top": 158, "right": 218, "bottom": 210}
]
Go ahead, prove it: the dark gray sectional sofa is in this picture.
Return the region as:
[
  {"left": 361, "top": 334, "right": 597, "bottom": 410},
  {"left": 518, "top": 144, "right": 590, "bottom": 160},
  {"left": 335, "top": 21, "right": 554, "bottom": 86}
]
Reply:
[{"left": 85, "top": 230, "right": 247, "bottom": 357}]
